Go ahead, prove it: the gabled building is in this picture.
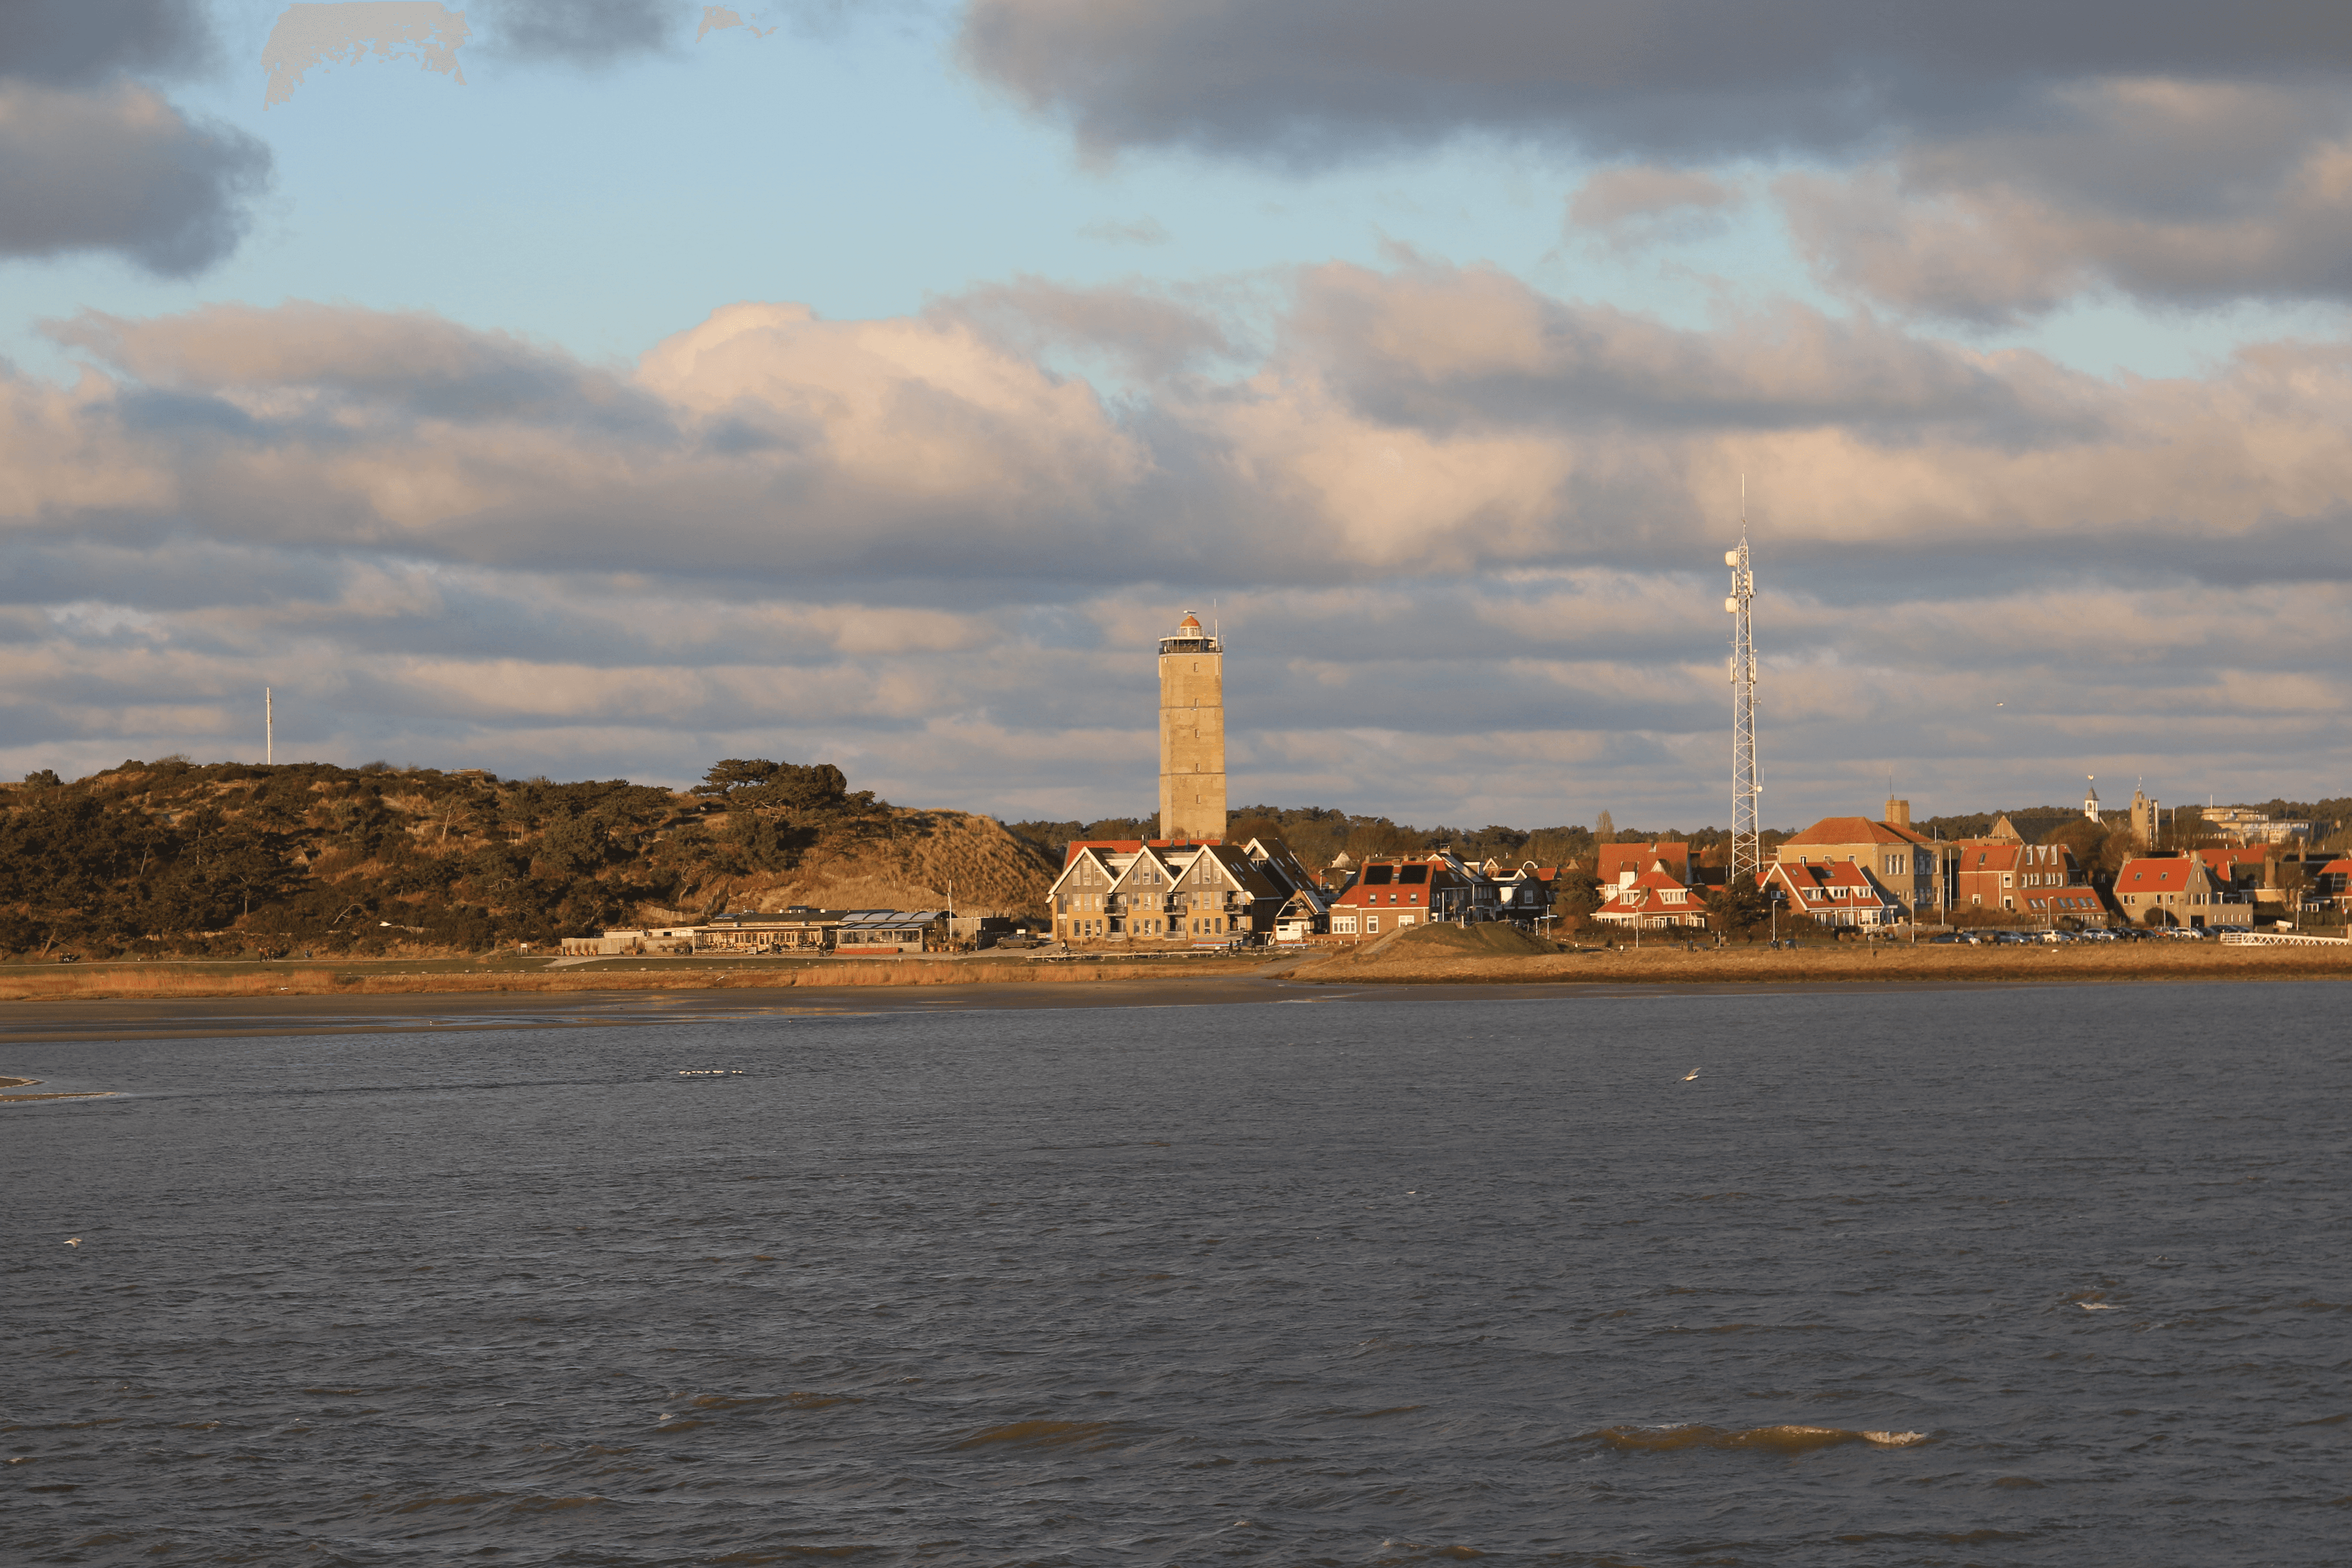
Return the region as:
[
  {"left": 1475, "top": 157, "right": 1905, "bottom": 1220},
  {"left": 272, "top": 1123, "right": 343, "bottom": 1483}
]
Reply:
[
  {"left": 1776, "top": 801, "right": 1939, "bottom": 918},
  {"left": 1594, "top": 859, "right": 1706, "bottom": 929},
  {"left": 2113, "top": 856, "right": 2231, "bottom": 928},
  {"left": 1952, "top": 840, "right": 2087, "bottom": 915},
  {"left": 1762, "top": 858, "right": 1902, "bottom": 927},
  {"left": 1044, "top": 837, "right": 1286, "bottom": 945},
  {"left": 1595, "top": 841, "right": 1689, "bottom": 886}
]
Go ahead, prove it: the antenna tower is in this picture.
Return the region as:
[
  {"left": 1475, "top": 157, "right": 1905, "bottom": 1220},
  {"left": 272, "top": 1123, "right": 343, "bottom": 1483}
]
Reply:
[
  {"left": 265, "top": 687, "right": 274, "bottom": 766},
  {"left": 1725, "top": 489, "right": 1761, "bottom": 886}
]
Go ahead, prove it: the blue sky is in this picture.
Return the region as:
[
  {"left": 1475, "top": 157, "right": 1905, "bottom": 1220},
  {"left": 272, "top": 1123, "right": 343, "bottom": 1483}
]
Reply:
[{"left": 4, "top": 1, "right": 2350, "bottom": 830}]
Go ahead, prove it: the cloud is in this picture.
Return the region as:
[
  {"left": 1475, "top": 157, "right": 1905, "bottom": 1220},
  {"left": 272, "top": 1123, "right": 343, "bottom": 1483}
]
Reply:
[
  {"left": 1079, "top": 216, "right": 1171, "bottom": 246},
  {"left": 9, "top": 265, "right": 2352, "bottom": 821},
  {"left": 0, "top": 3, "right": 268, "bottom": 276},
  {"left": 1780, "top": 81, "right": 2352, "bottom": 320},
  {"left": 957, "top": 1, "right": 2352, "bottom": 162},
  {"left": 0, "top": 0, "right": 216, "bottom": 86},
  {"left": 1568, "top": 164, "right": 1737, "bottom": 240},
  {"left": 958, "top": 2, "right": 2352, "bottom": 315},
  {"left": 475, "top": 0, "right": 684, "bottom": 65}
]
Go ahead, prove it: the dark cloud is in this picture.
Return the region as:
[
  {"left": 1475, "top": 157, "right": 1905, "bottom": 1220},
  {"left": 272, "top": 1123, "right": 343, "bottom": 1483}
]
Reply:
[
  {"left": 959, "top": 2, "right": 2352, "bottom": 314},
  {"left": 0, "top": 81, "right": 269, "bottom": 276},
  {"left": 0, "top": 0, "right": 214, "bottom": 86},
  {"left": 475, "top": 0, "right": 684, "bottom": 66},
  {"left": 959, "top": 1, "right": 2352, "bottom": 164}
]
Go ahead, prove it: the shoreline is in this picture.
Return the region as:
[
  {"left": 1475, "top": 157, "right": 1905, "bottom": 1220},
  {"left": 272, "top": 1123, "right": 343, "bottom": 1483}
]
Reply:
[{"left": 0, "top": 946, "right": 2340, "bottom": 1044}]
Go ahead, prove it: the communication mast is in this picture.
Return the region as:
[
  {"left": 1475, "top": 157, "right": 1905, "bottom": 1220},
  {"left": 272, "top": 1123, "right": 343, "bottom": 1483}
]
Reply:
[{"left": 1725, "top": 492, "right": 1761, "bottom": 886}]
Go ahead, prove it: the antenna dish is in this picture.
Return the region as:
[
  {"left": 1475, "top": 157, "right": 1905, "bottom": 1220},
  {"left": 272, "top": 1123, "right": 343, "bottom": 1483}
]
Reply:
[{"left": 1724, "top": 549, "right": 1740, "bottom": 566}]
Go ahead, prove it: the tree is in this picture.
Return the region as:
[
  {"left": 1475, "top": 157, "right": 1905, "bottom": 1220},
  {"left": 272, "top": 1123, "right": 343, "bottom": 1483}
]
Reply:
[
  {"left": 1551, "top": 865, "right": 1602, "bottom": 918},
  {"left": 1706, "top": 877, "right": 1773, "bottom": 935},
  {"left": 695, "top": 758, "right": 782, "bottom": 796},
  {"left": 1594, "top": 810, "right": 1616, "bottom": 844}
]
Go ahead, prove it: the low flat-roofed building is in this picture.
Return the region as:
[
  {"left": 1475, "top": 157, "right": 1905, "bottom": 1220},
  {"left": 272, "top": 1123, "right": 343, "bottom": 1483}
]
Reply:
[
  {"left": 832, "top": 910, "right": 947, "bottom": 954},
  {"left": 698, "top": 908, "right": 843, "bottom": 951}
]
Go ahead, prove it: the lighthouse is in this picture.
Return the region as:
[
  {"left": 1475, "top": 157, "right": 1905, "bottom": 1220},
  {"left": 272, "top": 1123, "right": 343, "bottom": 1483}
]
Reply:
[{"left": 1158, "top": 611, "right": 1226, "bottom": 843}]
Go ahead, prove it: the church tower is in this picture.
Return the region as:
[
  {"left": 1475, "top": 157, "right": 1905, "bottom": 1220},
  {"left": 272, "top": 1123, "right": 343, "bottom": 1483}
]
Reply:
[{"left": 1158, "top": 611, "right": 1226, "bottom": 842}]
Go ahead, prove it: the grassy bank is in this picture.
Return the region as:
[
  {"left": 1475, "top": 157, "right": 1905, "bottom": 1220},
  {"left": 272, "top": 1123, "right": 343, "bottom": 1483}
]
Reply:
[
  {"left": 1294, "top": 931, "right": 2352, "bottom": 986},
  {"left": 0, "top": 953, "right": 1268, "bottom": 1000}
]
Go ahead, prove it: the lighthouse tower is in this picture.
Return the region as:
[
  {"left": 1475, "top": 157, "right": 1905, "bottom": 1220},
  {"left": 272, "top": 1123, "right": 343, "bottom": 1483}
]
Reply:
[{"left": 1158, "top": 611, "right": 1226, "bottom": 842}]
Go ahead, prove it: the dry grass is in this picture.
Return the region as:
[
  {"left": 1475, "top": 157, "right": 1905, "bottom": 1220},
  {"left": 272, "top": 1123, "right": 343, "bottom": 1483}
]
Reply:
[
  {"left": 1291, "top": 933, "right": 2352, "bottom": 987},
  {"left": 0, "top": 955, "right": 1264, "bottom": 1001}
]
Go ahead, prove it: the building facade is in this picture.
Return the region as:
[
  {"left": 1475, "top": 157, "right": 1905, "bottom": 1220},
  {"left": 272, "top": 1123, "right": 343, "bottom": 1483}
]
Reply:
[
  {"left": 1158, "top": 611, "right": 1226, "bottom": 843},
  {"left": 1951, "top": 840, "right": 2089, "bottom": 915},
  {"left": 1775, "top": 802, "right": 1939, "bottom": 918},
  {"left": 2113, "top": 857, "right": 2230, "bottom": 927}
]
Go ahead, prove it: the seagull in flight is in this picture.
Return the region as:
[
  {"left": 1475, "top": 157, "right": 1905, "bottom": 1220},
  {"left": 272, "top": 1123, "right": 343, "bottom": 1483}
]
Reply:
[
  {"left": 1683, "top": 1068, "right": 1700, "bottom": 1082},
  {"left": 63, "top": 1237, "right": 81, "bottom": 1248}
]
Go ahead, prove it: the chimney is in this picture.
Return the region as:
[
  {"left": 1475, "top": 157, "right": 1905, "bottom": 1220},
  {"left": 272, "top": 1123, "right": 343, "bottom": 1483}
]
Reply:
[{"left": 1885, "top": 797, "right": 1910, "bottom": 826}]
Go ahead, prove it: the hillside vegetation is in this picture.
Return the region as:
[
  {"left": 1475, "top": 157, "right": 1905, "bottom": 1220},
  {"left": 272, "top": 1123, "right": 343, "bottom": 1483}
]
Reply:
[{"left": 0, "top": 757, "right": 1055, "bottom": 959}]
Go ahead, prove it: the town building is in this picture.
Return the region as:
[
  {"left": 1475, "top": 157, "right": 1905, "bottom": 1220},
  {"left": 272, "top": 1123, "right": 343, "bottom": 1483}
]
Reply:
[
  {"left": 1761, "top": 858, "right": 1902, "bottom": 927},
  {"left": 1775, "top": 801, "right": 1939, "bottom": 918},
  {"left": 2201, "top": 806, "right": 2316, "bottom": 844},
  {"left": 1951, "top": 840, "right": 2090, "bottom": 916},
  {"left": 1159, "top": 611, "right": 1226, "bottom": 843},
  {"left": 2127, "top": 788, "right": 2160, "bottom": 845},
  {"left": 1594, "top": 856, "right": 1708, "bottom": 929},
  {"left": 1044, "top": 836, "right": 1302, "bottom": 946},
  {"left": 2314, "top": 859, "right": 2352, "bottom": 910},
  {"left": 1594, "top": 841, "right": 1689, "bottom": 886},
  {"left": 1325, "top": 851, "right": 1522, "bottom": 937},
  {"left": 833, "top": 911, "right": 949, "bottom": 953},
  {"left": 698, "top": 908, "right": 842, "bottom": 951},
  {"left": 2113, "top": 857, "right": 2230, "bottom": 928}
]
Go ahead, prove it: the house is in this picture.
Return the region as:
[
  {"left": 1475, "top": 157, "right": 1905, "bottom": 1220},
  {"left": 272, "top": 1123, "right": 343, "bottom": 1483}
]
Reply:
[
  {"left": 1952, "top": 840, "right": 2091, "bottom": 917},
  {"left": 2315, "top": 859, "right": 2352, "bottom": 910},
  {"left": 1762, "top": 858, "right": 1902, "bottom": 927},
  {"left": 1327, "top": 853, "right": 1500, "bottom": 938},
  {"left": 832, "top": 910, "right": 948, "bottom": 954},
  {"left": 1595, "top": 841, "right": 1689, "bottom": 886},
  {"left": 1776, "top": 801, "right": 1940, "bottom": 918},
  {"left": 1045, "top": 837, "right": 1287, "bottom": 945},
  {"left": 1594, "top": 858, "right": 1707, "bottom": 929},
  {"left": 2112, "top": 858, "right": 2230, "bottom": 927},
  {"left": 2196, "top": 845, "right": 2288, "bottom": 908},
  {"left": 560, "top": 924, "right": 700, "bottom": 956}
]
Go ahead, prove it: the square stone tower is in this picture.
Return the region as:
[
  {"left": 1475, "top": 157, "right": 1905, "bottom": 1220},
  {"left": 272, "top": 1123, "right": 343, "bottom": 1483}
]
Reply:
[{"left": 1158, "top": 611, "right": 1226, "bottom": 842}]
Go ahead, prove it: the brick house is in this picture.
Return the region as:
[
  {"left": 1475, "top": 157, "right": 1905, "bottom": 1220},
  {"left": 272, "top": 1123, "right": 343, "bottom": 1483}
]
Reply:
[
  {"left": 1776, "top": 801, "right": 1940, "bottom": 918},
  {"left": 1762, "top": 858, "right": 1902, "bottom": 927},
  {"left": 1327, "top": 853, "right": 1512, "bottom": 938},
  {"left": 1951, "top": 840, "right": 2099, "bottom": 920}
]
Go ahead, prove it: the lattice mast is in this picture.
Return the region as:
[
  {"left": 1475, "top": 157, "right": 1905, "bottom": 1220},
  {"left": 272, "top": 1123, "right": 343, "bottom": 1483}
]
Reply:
[{"left": 1726, "top": 497, "right": 1762, "bottom": 886}]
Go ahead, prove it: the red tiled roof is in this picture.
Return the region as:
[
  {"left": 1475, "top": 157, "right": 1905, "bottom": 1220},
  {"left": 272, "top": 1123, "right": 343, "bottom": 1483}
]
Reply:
[
  {"left": 1595, "top": 843, "right": 1688, "bottom": 882},
  {"left": 2117, "top": 858, "right": 2206, "bottom": 891},
  {"left": 1782, "top": 816, "right": 1933, "bottom": 848}
]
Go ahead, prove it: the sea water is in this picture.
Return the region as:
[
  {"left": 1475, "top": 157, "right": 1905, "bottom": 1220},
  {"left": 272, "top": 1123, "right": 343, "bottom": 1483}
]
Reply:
[{"left": 5, "top": 981, "right": 2347, "bottom": 1565}]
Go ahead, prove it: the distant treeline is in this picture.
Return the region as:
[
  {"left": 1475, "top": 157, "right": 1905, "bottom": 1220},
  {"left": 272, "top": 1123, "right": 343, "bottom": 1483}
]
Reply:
[{"left": 1006, "top": 797, "right": 2352, "bottom": 870}]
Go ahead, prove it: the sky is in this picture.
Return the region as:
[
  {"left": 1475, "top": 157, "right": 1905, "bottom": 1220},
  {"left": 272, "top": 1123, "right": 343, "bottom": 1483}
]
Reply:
[{"left": 4, "top": 1, "right": 2350, "bottom": 831}]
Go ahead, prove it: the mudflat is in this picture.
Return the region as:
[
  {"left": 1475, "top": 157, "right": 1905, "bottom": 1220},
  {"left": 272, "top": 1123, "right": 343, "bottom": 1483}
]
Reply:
[{"left": 0, "top": 936, "right": 2342, "bottom": 1041}]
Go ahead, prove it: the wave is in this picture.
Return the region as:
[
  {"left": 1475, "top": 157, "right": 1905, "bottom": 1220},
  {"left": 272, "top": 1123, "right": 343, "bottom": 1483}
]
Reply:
[
  {"left": 1591, "top": 1423, "right": 1928, "bottom": 1454},
  {"left": 952, "top": 1419, "right": 1118, "bottom": 1451}
]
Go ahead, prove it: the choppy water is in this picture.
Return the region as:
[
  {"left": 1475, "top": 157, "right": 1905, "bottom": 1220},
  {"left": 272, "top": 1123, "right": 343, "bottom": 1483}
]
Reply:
[{"left": 6, "top": 981, "right": 2348, "bottom": 1566}]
